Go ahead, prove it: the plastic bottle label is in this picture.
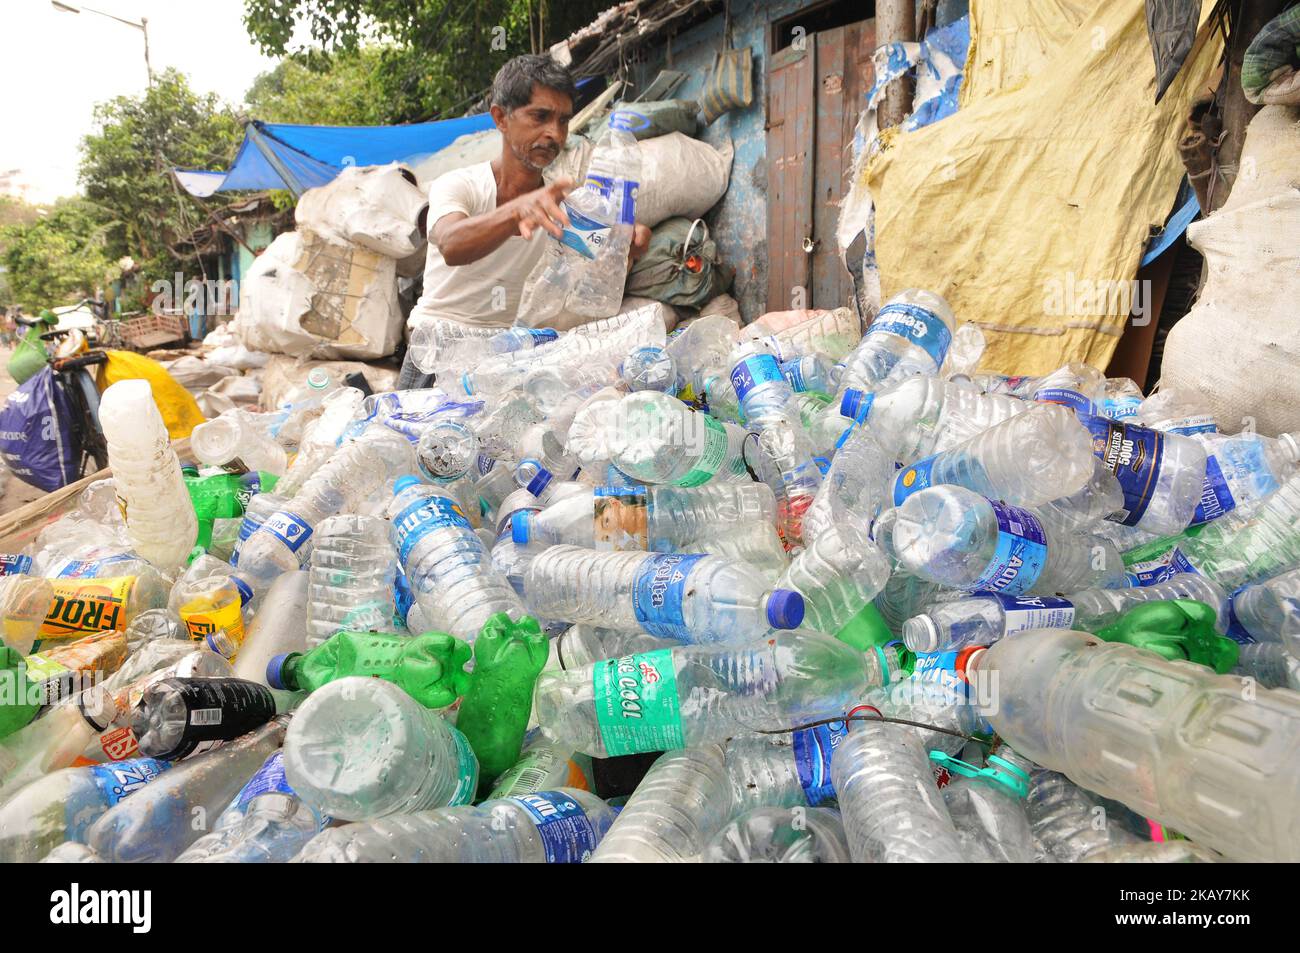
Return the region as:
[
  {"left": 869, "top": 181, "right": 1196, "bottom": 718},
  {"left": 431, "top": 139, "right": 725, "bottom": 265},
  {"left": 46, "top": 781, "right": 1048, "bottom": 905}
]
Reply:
[
  {"left": 393, "top": 570, "right": 414, "bottom": 626},
  {"left": 675, "top": 416, "right": 730, "bottom": 487},
  {"left": 593, "top": 487, "right": 650, "bottom": 550},
  {"left": 263, "top": 511, "right": 313, "bottom": 554},
  {"left": 592, "top": 649, "right": 685, "bottom": 756},
  {"left": 1124, "top": 547, "right": 1198, "bottom": 587},
  {"left": 1192, "top": 439, "right": 1275, "bottom": 525},
  {"left": 584, "top": 173, "right": 639, "bottom": 227},
  {"left": 866, "top": 302, "right": 953, "bottom": 367},
  {"left": 892, "top": 456, "right": 938, "bottom": 506},
  {"left": 233, "top": 751, "right": 296, "bottom": 809},
  {"left": 1102, "top": 396, "right": 1142, "bottom": 421},
  {"left": 779, "top": 359, "right": 808, "bottom": 392},
  {"left": 0, "top": 554, "right": 32, "bottom": 576},
  {"left": 446, "top": 725, "right": 479, "bottom": 806},
  {"left": 526, "top": 328, "right": 559, "bottom": 344},
  {"left": 50, "top": 554, "right": 135, "bottom": 578},
  {"left": 392, "top": 495, "right": 474, "bottom": 565},
  {"left": 146, "top": 678, "right": 276, "bottom": 760},
  {"left": 729, "top": 354, "right": 784, "bottom": 403},
  {"left": 632, "top": 553, "right": 705, "bottom": 640},
  {"left": 88, "top": 757, "right": 170, "bottom": 808},
  {"left": 982, "top": 592, "right": 1076, "bottom": 632},
  {"left": 180, "top": 595, "right": 245, "bottom": 646},
  {"left": 971, "top": 502, "right": 1048, "bottom": 595},
  {"left": 557, "top": 204, "right": 612, "bottom": 260},
  {"left": 1166, "top": 415, "right": 1217, "bottom": 436},
  {"left": 39, "top": 576, "right": 135, "bottom": 639},
  {"left": 792, "top": 721, "right": 846, "bottom": 807},
  {"left": 1192, "top": 456, "right": 1236, "bottom": 525},
  {"left": 1035, "top": 388, "right": 1093, "bottom": 413},
  {"left": 513, "top": 791, "right": 598, "bottom": 863},
  {"left": 1078, "top": 415, "right": 1164, "bottom": 527},
  {"left": 1225, "top": 590, "right": 1260, "bottom": 646}
]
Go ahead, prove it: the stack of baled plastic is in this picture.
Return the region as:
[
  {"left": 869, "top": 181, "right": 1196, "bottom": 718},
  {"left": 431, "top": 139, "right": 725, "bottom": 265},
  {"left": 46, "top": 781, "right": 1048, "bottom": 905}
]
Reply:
[{"left": 3, "top": 278, "right": 1299, "bottom": 868}]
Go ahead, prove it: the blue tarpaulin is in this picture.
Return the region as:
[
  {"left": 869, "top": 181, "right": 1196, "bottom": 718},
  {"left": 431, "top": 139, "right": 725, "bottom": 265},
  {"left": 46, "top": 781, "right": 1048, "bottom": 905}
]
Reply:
[{"left": 175, "top": 115, "right": 496, "bottom": 197}]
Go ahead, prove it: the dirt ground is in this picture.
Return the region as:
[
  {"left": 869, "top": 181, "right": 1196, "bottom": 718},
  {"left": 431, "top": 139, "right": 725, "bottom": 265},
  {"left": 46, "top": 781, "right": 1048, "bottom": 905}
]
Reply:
[{"left": 0, "top": 344, "right": 55, "bottom": 517}]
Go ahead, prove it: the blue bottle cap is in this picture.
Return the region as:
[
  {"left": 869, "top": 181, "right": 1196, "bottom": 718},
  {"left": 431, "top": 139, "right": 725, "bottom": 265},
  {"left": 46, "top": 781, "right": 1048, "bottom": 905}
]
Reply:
[
  {"left": 265, "top": 653, "right": 292, "bottom": 690},
  {"left": 393, "top": 475, "right": 423, "bottom": 495},
  {"left": 767, "top": 590, "right": 805, "bottom": 630},
  {"left": 511, "top": 510, "right": 532, "bottom": 545},
  {"left": 839, "top": 388, "right": 873, "bottom": 423},
  {"left": 526, "top": 467, "right": 553, "bottom": 497}
]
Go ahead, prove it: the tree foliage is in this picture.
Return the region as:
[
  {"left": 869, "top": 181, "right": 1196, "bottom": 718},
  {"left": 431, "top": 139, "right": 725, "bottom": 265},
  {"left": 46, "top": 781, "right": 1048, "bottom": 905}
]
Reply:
[
  {"left": 0, "top": 198, "right": 117, "bottom": 309},
  {"left": 242, "top": 0, "right": 610, "bottom": 123},
  {"left": 244, "top": 49, "right": 391, "bottom": 125},
  {"left": 78, "top": 69, "right": 243, "bottom": 279}
]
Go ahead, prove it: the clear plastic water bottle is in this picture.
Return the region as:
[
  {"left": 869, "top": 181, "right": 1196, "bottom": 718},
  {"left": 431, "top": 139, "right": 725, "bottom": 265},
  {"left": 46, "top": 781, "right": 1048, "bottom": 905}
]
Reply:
[
  {"left": 512, "top": 482, "right": 777, "bottom": 554},
  {"left": 749, "top": 417, "right": 824, "bottom": 549},
  {"left": 415, "top": 420, "right": 479, "bottom": 485},
  {"left": 889, "top": 403, "right": 1096, "bottom": 510},
  {"left": 776, "top": 529, "right": 891, "bottom": 635},
  {"left": 406, "top": 319, "right": 504, "bottom": 378},
  {"left": 742, "top": 306, "right": 863, "bottom": 362},
  {"left": 969, "top": 627, "right": 1300, "bottom": 862},
  {"left": 1075, "top": 413, "right": 1207, "bottom": 536},
  {"left": 387, "top": 476, "right": 525, "bottom": 641},
  {"left": 940, "top": 746, "right": 1039, "bottom": 863},
  {"left": 891, "top": 485, "right": 1125, "bottom": 595},
  {"left": 1230, "top": 566, "right": 1300, "bottom": 649},
  {"left": 588, "top": 746, "right": 733, "bottom": 863},
  {"left": 1100, "top": 376, "right": 1144, "bottom": 422},
  {"left": 600, "top": 392, "right": 752, "bottom": 487},
  {"left": 492, "top": 325, "right": 560, "bottom": 355},
  {"left": 282, "top": 677, "right": 478, "bottom": 822},
  {"left": 724, "top": 725, "right": 850, "bottom": 813},
  {"left": 834, "top": 289, "right": 958, "bottom": 398},
  {"left": 1179, "top": 473, "right": 1300, "bottom": 589},
  {"left": 306, "top": 515, "right": 397, "bottom": 647},
  {"left": 703, "top": 806, "right": 851, "bottom": 863},
  {"left": 778, "top": 354, "right": 836, "bottom": 396},
  {"left": 534, "top": 631, "right": 895, "bottom": 758},
  {"left": 728, "top": 338, "right": 800, "bottom": 432},
  {"left": 1135, "top": 385, "right": 1219, "bottom": 436},
  {"left": 175, "top": 751, "right": 327, "bottom": 863},
  {"left": 1029, "top": 362, "right": 1107, "bottom": 414},
  {"left": 274, "top": 387, "right": 367, "bottom": 498},
  {"left": 130, "top": 677, "right": 279, "bottom": 761},
  {"left": 98, "top": 379, "right": 198, "bottom": 569},
  {"left": 1190, "top": 430, "right": 1300, "bottom": 525},
  {"left": 1033, "top": 457, "right": 1125, "bottom": 534},
  {"left": 903, "top": 572, "right": 1231, "bottom": 653},
  {"left": 802, "top": 425, "right": 893, "bottom": 546},
  {"left": 523, "top": 545, "right": 803, "bottom": 644},
  {"left": 275, "top": 368, "right": 341, "bottom": 444},
  {"left": 0, "top": 686, "right": 117, "bottom": 800},
  {"left": 292, "top": 788, "right": 614, "bottom": 863},
  {"left": 1234, "top": 641, "right": 1300, "bottom": 689},
  {"left": 0, "top": 756, "right": 171, "bottom": 861},
  {"left": 620, "top": 345, "right": 679, "bottom": 393},
  {"left": 230, "top": 491, "right": 287, "bottom": 569},
  {"left": 236, "top": 426, "right": 414, "bottom": 596},
  {"left": 190, "top": 410, "right": 288, "bottom": 476},
  {"left": 85, "top": 717, "right": 287, "bottom": 863},
  {"left": 1025, "top": 769, "right": 1142, "bottom": 863},
  {"left": 830, "top": 719, "right": 967, "bottom": 863}
]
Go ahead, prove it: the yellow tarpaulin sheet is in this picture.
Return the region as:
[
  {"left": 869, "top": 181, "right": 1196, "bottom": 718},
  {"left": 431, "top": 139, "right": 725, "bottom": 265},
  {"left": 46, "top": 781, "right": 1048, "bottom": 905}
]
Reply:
[
  {"left": 96, "top": 350, "right": 205, "bottom": 441},
  {"left": 866, "top": 0, "right": 1223, "bottom": 375}
]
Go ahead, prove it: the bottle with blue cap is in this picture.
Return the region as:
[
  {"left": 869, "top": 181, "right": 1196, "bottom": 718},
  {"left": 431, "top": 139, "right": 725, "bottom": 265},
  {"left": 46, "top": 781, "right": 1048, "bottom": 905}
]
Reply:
[
  {"left": 387, "top": 474, "right": 526, "bottom": 642},
  {"left": 490, "top": 325, "right": 561, "bottom": 354},
  {"left": 521, "top": 544, "right": 805, "bottom": 644},
  {"left": 832, "top": 288, "right": 958, "bottom": 402},
  {"left": 533, "top": 630, "right": 895, "bottom": 759}
]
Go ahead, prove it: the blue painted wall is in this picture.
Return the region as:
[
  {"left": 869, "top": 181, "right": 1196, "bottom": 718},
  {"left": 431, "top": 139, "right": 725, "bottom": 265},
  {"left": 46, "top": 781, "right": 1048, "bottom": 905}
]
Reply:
[{"left": 628, "top": 0, "right": 813, "bottom": 323}]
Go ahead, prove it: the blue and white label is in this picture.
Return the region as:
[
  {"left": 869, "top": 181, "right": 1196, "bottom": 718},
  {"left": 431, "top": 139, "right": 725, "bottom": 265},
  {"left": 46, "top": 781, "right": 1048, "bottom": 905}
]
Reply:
[
  {"left": 233, "top": 752, "right": 295, "bottom": 809},
  {"left": 0, "top": 553, "right": 32, "bottom": 576},
  {"left": 393, "top": 569, "right": 414, "bottom": 626},
  {"left": 892, "top": 456, "right": 938, "bottom": 506},
  {"left": 1167, "top": 415, "right": 1218, "bottom": 436},
  {"left": 1079, "top": 415, "right": 1164, "bottom": 527},
  {"left": 1101, "top": 396, "right": 1142, "bottom": 421},
  {"left": 1224, "top": 590, "right": 1260, "bottom": 646},
  {"left": 392, "top": 494, "right": 474, "bottom": 565},
  {"left": 1035, "top": 388, "right": 1093, "bottom": 414},
  {"left": 982, "top": 591, "right": 1076, "bottom": 633},
  {"left": 971, "top": 501, "right": 1048, "bottom": 595},
  {"left": 1192, "top": 456, "right": 1237, "bottom": 525},
  {"left": 78, "top": 758, "right": 171, "bottom": 838},
  {"left": 729, "top": 354, "right": 784, "bottom": 402},
  {"left": 584, "top": 173, "right": 638, "bottom": 227},
  {"left": 513, "top": 791, "right": 598, "bottom": 863},
  {"left": 263, "top": 511, "right": 313, "bottom": 555},
  {"left": 51, "top": 554, "right": 135, "bottom": 578},
  {"left": 792, "top": 721, "right": 846, "bottom": 807},
  {"left": 558, "top": 205, "right": 612, "bottom": 260},
  {"left": 632, "top": 553, "right": 705, "bottom": 640},
  {"left": 1192, "top": 438, "right": 1276, "bottom": 525},
  {"left": 866, "top": 302, "right": 953, "bottom": 367},
  {"left": 1125, "top": 547, "right": 1199, "bottom": 587},
  {"left": 779, "top": 359, "right": 808, "bottom": 392}
]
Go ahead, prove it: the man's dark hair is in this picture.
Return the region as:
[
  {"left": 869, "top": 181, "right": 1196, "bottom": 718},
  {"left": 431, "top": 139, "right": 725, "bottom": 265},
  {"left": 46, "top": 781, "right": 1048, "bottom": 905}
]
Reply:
[{"left": 491, "top": 54, "right": 577, "bottom": 113}]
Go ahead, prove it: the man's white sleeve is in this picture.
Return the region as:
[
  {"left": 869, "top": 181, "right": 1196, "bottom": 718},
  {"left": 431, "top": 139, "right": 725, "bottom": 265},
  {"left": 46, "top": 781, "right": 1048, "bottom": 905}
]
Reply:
[{"left": 425, "top": 170, "right": 478, "bottom": 237}]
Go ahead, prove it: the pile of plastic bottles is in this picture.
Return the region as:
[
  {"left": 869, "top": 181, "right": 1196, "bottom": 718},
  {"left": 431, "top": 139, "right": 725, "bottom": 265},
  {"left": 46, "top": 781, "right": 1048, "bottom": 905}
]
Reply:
[{"left": 1, "top": 289, "right": 1298, "bottom": 865}]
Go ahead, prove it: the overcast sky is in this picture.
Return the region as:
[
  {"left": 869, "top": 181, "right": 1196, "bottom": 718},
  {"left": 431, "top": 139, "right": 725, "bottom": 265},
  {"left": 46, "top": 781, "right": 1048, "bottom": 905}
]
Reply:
[{"left": 3, "top": 0, "right": 310, "bottom": 203}]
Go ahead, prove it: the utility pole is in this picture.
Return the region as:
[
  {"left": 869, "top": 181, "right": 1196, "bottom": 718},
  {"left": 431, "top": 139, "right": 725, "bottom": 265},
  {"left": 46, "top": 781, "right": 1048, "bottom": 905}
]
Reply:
[{"left": 51, "top": 2, "right": 153, "bottom": 88}]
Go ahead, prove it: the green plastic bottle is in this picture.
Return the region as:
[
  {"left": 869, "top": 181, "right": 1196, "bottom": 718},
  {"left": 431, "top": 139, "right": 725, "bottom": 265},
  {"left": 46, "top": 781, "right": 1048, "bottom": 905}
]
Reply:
[
  {"left": 185, "top": 469, "right": 278, "bottom": 522},
  {"left": 0, "top": 647, "right": 41, "bottom": 740},
  {"left": 266, "top": 630, "right": 472, "bottom": 709},
  {"left": 1095, "top": 599, "right": 1239, "bottom": 674},
  {"left": 454, "top": 614, "right": 548, "bottom": 787},
  {"left": 835, "top": 602, "right": 915, "bottom": 676}
]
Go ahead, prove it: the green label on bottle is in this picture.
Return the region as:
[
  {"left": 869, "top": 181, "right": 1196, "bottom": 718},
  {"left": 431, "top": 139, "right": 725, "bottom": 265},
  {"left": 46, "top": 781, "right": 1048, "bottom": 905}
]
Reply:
[
  {"left": 675, "top": 416, "right": 728, "bottom": 487},
  {"left": 592, "top": 649, "right": 685, "bottom": 756},
  {"left": 447, "top": 724, "right": 480, "bottom": 806}
]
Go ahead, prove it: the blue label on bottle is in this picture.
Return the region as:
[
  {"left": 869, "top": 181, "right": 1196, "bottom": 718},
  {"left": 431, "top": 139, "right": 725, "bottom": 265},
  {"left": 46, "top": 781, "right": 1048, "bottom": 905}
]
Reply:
[
  {"left": 558, "top": 204, "right": 612, "bottom": 260},
  {"left": 262, "top": 511, "right": 313, "bottom": 554},
  {"left": 391, "top": 494, "right": 474, "bottom": 565},
  {"left": 1224, "top": 589, "right": 1259, "bottom": 646},
  {"left": 632, "top": 553, "right": 706, "bottom": 640},
  {"left": 528, "top": 328, "right": 559, "bottom": 344},
  {"left": 1192, "top": 456, "right": 1237, "bottom": 525},
  {"left": 1035, "top": 388, "right": 1093, "bottom": 414},
  {"left": 77, "top": 758, "right": 171, "bottom": 839},
  {"left": 779, "top": 359, "right": 807, "bottom": 392},
  {"left": 982, "top": 591, "right": 1076, "bottom": 632},
  {"left": 1168, "top": 417, "right": 1218, "bottom": 436},
  {"left": 477, "top": 454, "right": 497, "bottom": 476},
  {"left": 866, "top": 302, "right": 953, "bottom": 367},
  {"left": 1125, "top": 547, "right": 1198, "bottom": 587},
  {"left": 393, "top": 569, "right": 414, "bottom": 626},
  {"left": 892, "top": 455, "right": 938, "bottom": 506},
  {"left": 231, "top": 577, "right": 254, "bottom": 607},
  {"left": 971, "top": 501, "right": 1048, "bottom": 595},
  {"left": 52, "top": 554, "right": 135, "bottom": 578},
  {"left": 1101, "top": 396, "right": 1142, "bottom": 421},
  {"left": 1078, "top": 415, "right": 1164, "bottom": 527},
  {"left": 233, "top": 751, "right": 295, "bottom": 809},
  {"left": 236, "top": 471, "right": 264, "bottom": 510},
  {"left": 792, "top": 721, "right": 846, "bottom": 807},
  {"left": 512, "top": 791, "right": 598, "bottom": 863},
  {"left": 0, "top": 553, "right": 32, "bottom": 576},
  {"left": 729, "top": 354, "right": 784, "bottom": 402},
  {"left": 1192, "top": 438, "right": 1277, "bottom": 526}
]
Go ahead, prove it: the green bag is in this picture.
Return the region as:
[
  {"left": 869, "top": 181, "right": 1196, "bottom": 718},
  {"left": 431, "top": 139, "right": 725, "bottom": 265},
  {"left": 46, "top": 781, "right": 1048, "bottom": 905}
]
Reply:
[
  {"left": 613, "top": 100, "right": 700, "bottom": 140},
  {"left": 626, "top": 217, "right": 734, "bottom": 309},
  {"left": 700, "top": 46, "right": 753, "bottom": 124}
]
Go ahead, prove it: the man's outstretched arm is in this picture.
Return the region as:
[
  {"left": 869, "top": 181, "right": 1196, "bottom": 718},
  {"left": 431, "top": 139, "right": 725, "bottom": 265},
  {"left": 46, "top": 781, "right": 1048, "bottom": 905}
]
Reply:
[{"left": 434, "top": 178, "right": 575, "bottom": 266}]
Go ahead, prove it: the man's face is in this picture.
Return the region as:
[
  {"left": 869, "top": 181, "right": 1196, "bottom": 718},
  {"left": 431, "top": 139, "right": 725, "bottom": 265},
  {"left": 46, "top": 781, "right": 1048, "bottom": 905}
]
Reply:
[{"left": 493, "top": 84, "right": 573, "bottom": 172}]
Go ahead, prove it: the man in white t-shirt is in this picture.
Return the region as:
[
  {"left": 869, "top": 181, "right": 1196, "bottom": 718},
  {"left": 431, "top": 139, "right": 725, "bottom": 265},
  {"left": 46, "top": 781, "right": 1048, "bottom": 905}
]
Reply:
[{"left": 399, "top": 54, "right": 650, "bottom": 387}]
